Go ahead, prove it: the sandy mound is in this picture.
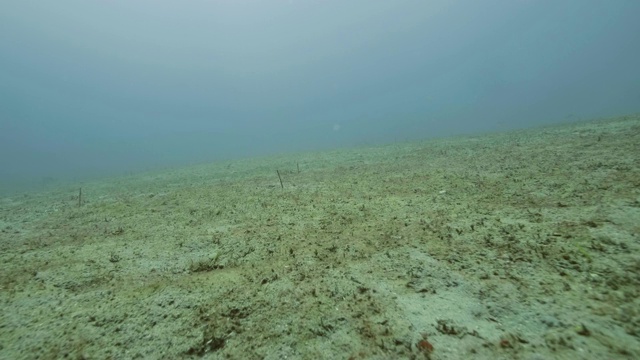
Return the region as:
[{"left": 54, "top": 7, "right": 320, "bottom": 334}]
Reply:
[{"left": 1, "top": 115, "right": 639, "bottom": 359}]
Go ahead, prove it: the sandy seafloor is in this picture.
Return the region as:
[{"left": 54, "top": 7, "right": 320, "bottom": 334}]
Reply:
[{"left": 1, "top": 115, "right": 639, "bottom": 360}]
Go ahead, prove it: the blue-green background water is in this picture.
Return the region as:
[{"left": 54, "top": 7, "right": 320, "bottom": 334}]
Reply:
[{"left": 1, "top": 0, "right": 639, "bottom": 192}]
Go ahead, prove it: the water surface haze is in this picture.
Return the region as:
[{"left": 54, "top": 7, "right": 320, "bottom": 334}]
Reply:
[{"left": 1, "top": 0, "right": 639, "bottom": 192}]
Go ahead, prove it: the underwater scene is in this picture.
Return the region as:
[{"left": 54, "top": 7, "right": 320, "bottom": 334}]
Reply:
[
  {"left": 2, "top": 115, "right": 639, "bottom": 359},
  {"left": 1, "top": 1, "right": 639, "bottom": 359}
]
